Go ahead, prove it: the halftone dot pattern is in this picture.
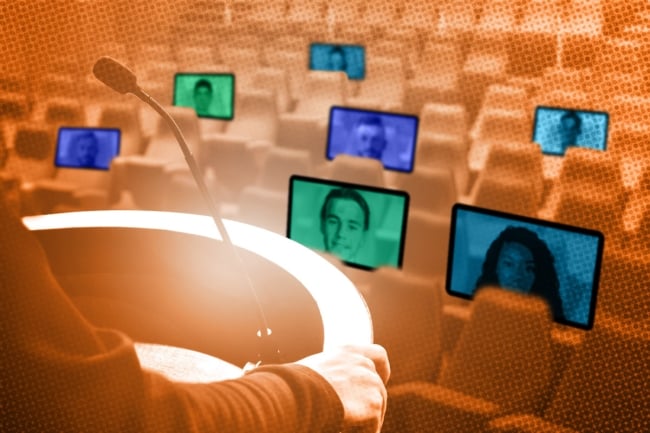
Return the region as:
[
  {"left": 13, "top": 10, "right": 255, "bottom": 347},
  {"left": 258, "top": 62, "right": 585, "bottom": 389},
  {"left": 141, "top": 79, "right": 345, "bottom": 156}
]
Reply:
[{"left": 2, "top": 1, "right": 649, "bottom": 432}]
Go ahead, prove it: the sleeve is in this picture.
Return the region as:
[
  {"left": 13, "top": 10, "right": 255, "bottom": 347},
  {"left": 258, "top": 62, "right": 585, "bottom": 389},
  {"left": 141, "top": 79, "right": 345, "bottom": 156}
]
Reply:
[{"left": 0, "top": 197, "right": 344, "bottom": 433}]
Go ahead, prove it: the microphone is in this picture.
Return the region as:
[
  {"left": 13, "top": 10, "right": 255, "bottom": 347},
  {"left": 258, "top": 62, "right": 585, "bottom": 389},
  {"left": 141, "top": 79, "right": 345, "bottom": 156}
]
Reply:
[
  {"left": 93, "top": 56, "right": 281, "bottom": 365},
  {"left": 92, "top": 57, "right": 139, "bottom": 95}
]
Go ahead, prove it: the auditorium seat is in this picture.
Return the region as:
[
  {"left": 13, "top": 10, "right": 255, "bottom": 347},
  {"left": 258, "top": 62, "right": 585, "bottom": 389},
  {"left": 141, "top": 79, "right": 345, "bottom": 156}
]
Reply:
[
  {"left": 401, "top": 210, "right": 450, "bottom": 280},
  {"left": 218, "top": 46, "right": 262, "bottom": 90},
  {"left": 393, "top": 166, "right": 457, "bottom": 217},
  {"left": 137, "top": 60, "right": 178, "bottom": 88},
  {"left": 247, "top": 0, "right": 289, "bottom": 36},
  {"left": 38, "top": 73, "right": 79, "bottom": 99},
  {"left": 477, "top": 0, "right": 518, "bottom": 32},
  {"left": 251, "top": 67, "right": 292, "bottom": 113},
  {"left": 257, "top": 146, "right": 311, "bottom": 194},
  {"left": 346, "top": 56, "right": 405, "bottom": 111},
  {"left": 110, "top": 106, "right": 201, "bottom": 210},
  {"left": 598, "top": 245, "right": 650, "bottom": 323},
  {"left": 469, "top": 141, "right": 545, "bottom": 209},
  {"left": 540, "top": 148, "right": 626, "bottom": 237},
  {"left": 43, "top": 97, "right": 86, "bottom": 127},
  {"left": 482, "top": 83, "right": 529, "bottom": 112},
  {"left": 291, "top": 71, "right": 347, "bottom": 118},
  {"left": 416, "top": 133, "right": 470, "bottom": 195},
  {"left": 0, "top": 92, "right": 29, "bottom": 122},
  {"left": 235, "top": 185, "right": 288, "bottom": 235},
  {"left": 175, "top": 45, "right": 218, "bottom": 70},
  {"left": 365, "top": 267, "right": 444, "bottom": 385},
  {"left": 201, "top": 88, "right": 278, "bottom": 150},
  {"left": 275, "top": 115, "right": 328, "bottom": 169},
  {"left": 565, "top": 0, "right": 603, "bottom": 36},
  {"left": 509, "top": 0, "right": 560, "bottom": 77},
  {"left": 285, "top": 0, "right": 326, "bottom": 38},
  {"left": 326, "top": 154, "right": 384, "bottom": 188},
  {"left": 468, "top": 108, "right": 530, "bottom": 172},
  {"left": 541, "top": 67, "right": 593, "bottom": 94},
  {"left": 404, "top": 42, "right": 463, "bottom": 114},
  {"left": 132, "top": 44, "right": 174, "bottom": 68},
  {"left": 596, "top": 37, "right": 647, "bottom": 77},
  {"left": 97, "top": 103, "right": 146, "bottom": 157},
  {"left": 420, "top": 103, "right": 469, "bottom": 137},
  {"left": 437, "top": 0, "right": 477, "bottom": 32},
  {"left": 0, "top": 73, "right": 28, "bottom": 94},
  {"left": 5, "top": 124, "right": 56, "bottom": 184},
  {"left": 487, "top": 316, "right": 649, "bottom": 433},
  {"left": 519, "top": 0, "right": 562, "bottom": 33},
  {"left": 264, "top": 50, "right": 309, "bottom": 103},
  {"left": 199, "top": 136, "right": 259, "bottom": 202},
  {"left": 398, "top": 0, "right": 439, "bottom": 33},
  {"left": 470, "top": 176, "right": 540, "bottom": 217},
  {"left": 24, "top": 164, "right": 113, "bottom": 214},
  {"left": 611, "top": 94, "right": 650, "bottom": 126},
  {"left": 383, "top": 288, "right": 555, "bottom": 433}
]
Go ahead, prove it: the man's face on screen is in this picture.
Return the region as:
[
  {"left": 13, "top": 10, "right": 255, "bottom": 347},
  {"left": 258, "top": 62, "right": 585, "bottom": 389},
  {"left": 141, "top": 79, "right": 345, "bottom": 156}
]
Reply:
[
  {"left": 76, "top": 136, "right": 99, "bottom": 167},
  {"left": 322, "top": 198, "right": 366, "bottom": 262},
  {"left": 193, "top": 86, "right": 213, "bottom": 116},
  {"left": 495, "top": 241, "right": 536, "bottom": 293},
  {"left": 353, "top": 123, "right": 386, "bottom": 160}
]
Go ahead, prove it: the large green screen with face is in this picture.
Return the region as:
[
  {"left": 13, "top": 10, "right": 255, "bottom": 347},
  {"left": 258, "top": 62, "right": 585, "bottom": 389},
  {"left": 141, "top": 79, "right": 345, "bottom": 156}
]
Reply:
[
  {"left": 173, "top": 73, "right": 234, "bottom": 120},
  {"left": 288, "top": 175, "right": 409, "bottom": 271}
]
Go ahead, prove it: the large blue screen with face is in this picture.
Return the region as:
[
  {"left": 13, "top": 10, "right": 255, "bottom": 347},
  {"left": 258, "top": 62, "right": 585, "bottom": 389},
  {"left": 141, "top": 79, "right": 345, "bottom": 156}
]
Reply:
[
  {"left": 309, "top": 43, "right": 365, "bottom": 80},
  {"left": 447, "top": 204, "right": 604, "bottom": 330},
  {"left": 288, "top": 175, "right": 409, "bottom": 271},
  {"left": 55, "top": 127, "right": 121, "bottom": 171},
  {"left": 173, "top": 73, "right": 235, "bottom": 120},
  {"left": 532, "top": 106, "right": 609, "bottom": 156},
  {"left": 327, "top": 106, "right": 419, "bottom": 173}
]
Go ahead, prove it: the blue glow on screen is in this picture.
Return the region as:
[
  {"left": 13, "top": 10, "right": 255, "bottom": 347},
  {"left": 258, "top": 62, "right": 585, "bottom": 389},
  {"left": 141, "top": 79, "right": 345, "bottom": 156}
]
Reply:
[
  {"left": 327, "top": 106, "right": 418, "bottom": 173},
  {"left": 309, "top": 43, "right": 366, "bottom": 80},
  {"left": 55, "top": 127, "right": 121, "bottom": 171},
  {"left": 532, "top": 106, "right": 609, "bottom": 156},
  {"left": 447, "top": 204, "right": 603, "bottom": 329}
]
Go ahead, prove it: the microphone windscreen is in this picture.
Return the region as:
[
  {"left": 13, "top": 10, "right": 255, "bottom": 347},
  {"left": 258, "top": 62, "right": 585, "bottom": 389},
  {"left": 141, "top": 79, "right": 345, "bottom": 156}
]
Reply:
[{"left": 93, "top": 56, "right": 138, "bottom": 94}]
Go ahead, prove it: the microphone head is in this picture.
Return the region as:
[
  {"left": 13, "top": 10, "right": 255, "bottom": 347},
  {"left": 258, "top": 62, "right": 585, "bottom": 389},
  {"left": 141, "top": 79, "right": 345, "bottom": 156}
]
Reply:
[{"left": 93, "top": 56, "right": 138, "bottom": 95}]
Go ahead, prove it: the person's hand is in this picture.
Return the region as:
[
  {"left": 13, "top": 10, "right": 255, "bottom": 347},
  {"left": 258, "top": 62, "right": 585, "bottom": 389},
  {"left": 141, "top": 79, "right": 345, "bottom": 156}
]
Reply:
[{"left": 295, "top": 344, "right": 390, "bottom": 433}]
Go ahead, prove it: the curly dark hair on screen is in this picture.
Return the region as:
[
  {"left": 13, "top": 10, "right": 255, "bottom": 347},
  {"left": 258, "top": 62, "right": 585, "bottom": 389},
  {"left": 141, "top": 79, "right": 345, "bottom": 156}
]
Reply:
[{"left": 475, "top": 226, "right": 564, "bottom": 320}]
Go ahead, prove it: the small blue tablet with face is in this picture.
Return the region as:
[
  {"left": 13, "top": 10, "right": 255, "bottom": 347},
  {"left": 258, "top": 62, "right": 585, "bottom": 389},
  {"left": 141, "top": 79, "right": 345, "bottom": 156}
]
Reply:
[
  {"left": 327, "top": 106, "right": 419, "bottom": 173},
  {"left": 532, "top": 106, "right": 609, "bottom": 156},
  {"left": 309, "top": 43, "right": 366, "bottom": 80},
  {"left": 55, "top": 127, "right": 121, "bottom": 171}
]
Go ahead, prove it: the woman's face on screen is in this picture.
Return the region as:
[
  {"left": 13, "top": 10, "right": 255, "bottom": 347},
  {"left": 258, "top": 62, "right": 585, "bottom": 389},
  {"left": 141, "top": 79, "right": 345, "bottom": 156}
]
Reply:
[{"left": 495, "top": 241, "right": 536, "bottom": 293}]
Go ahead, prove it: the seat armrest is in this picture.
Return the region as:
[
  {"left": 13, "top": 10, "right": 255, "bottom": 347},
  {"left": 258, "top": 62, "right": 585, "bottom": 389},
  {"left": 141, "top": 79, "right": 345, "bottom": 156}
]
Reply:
[
  {"left": 487, "top": 414, "right": 579, "bottom": 433},
  {"left": 383, "top": 381, "right": 501, "bottom": 433}
]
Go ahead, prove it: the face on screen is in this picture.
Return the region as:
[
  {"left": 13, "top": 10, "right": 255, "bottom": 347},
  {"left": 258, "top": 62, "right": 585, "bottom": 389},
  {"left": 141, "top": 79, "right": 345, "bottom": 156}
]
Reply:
[
  {"left": 74, "top": 133, "right": 99, "bottom": 167},
  {"left": 328, "top": 48, "right": 346, "bottom": 71},
  {"left": 559, "top": 112, "right": 581, "bottom": 150},
  {"left": 321, "top": 197, "right": 367, "bottom": 262},
  {"left": 495, "top": 241, "right": 536, "bottom": 293},
  {"left": 352, "top": 120, "right": 386, "bottom": 160},
  {"left": 193, "top": 80, "right": 213, "bottom": 116}
]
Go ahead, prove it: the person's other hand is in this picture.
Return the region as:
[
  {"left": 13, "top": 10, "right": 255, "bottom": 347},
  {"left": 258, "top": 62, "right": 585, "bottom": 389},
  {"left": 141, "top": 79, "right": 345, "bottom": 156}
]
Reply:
[{"left": 295, "top": 344, "right": 390, "bottom": 433}]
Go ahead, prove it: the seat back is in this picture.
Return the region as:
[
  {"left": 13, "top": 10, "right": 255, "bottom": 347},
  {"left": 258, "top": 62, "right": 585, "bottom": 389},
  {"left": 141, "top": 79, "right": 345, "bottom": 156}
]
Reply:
[
  {"left": 226, "top": 89, "right": 278, "bottom": 142},
  {"left": 258, "top": 147, "right": 311, "bottom": 193},
  {"left": 439, "top": 287, "right": 554, "bottom": 415},
  {"left": 546, "top": 316, "right": 650, "bottom": 433},
  {"left": 252, "top": 67, "right": 292, "bottom": 113}
]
